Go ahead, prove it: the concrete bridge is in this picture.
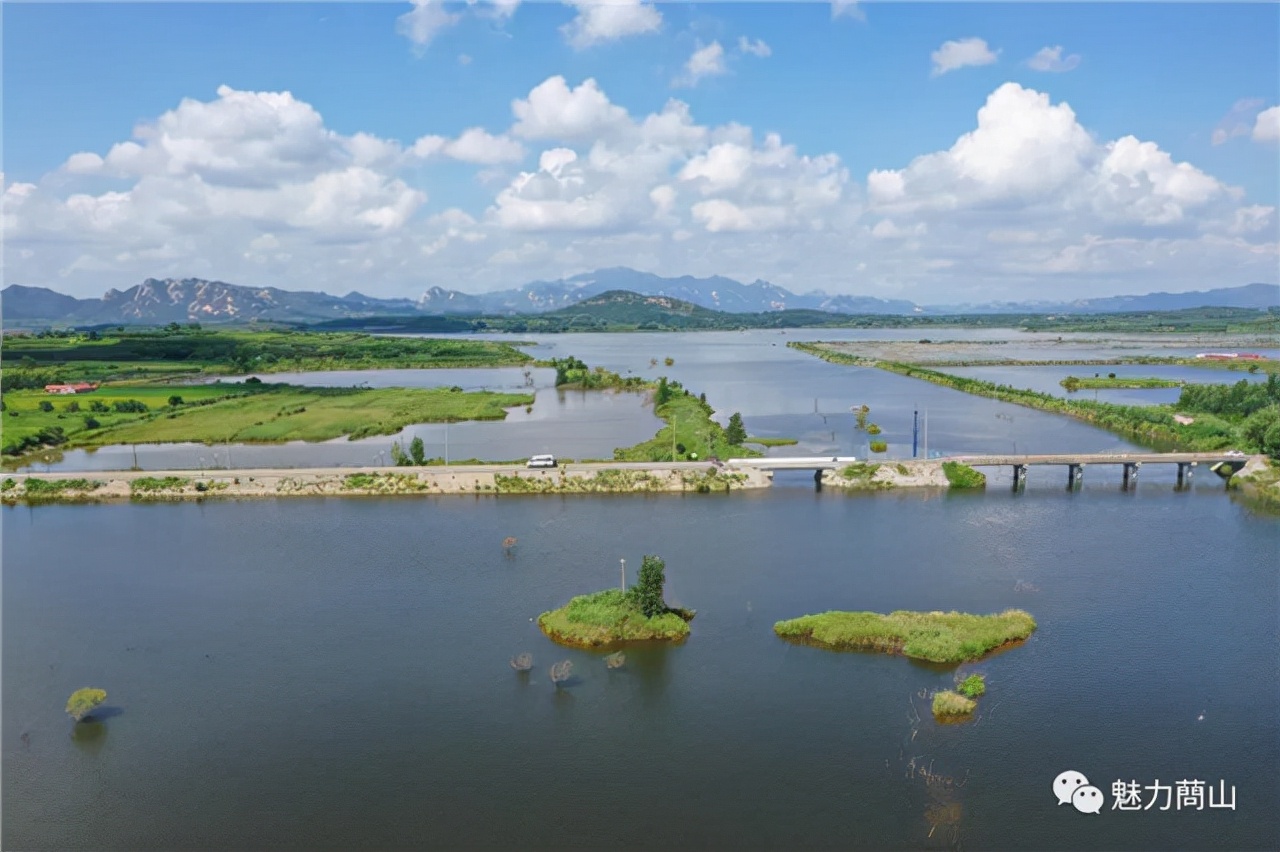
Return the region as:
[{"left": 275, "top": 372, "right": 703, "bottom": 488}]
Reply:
[
  {"left": 727, "top": 452, "right": 1251, "bottom": 490},
  {"left": 943, "top": 452, "right": 1249, "bottom": 490}
]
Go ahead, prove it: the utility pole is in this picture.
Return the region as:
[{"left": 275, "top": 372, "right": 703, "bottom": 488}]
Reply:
[
  {"left": 445, "top": 419, "right": 450, "bottom": 466},
  {"left": 912, "top": 409, "right": 919, "bottom": 459},
  {"left": 924, "top": 409, "right": 928, "bottom": 459},
  {"left": 620, "top": 558, "right": 626, "bottom": 591}
]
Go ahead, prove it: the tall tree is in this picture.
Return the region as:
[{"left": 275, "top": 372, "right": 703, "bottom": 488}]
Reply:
[
  {"left": 629, "top": 555, "right": 668, "bottom": 617},
  {"left": 726, "top": 412, "right": 747, "bottom": 446},
  {"left": 655, "top": 377, "right": 672, "bottom": 406}
]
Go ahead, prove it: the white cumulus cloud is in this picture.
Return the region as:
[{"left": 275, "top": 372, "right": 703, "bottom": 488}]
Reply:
[
  {"left": 1253, "top": 105, "right": 1280, "bottom": 143},
  {"left": 511, "top": 76, "right": 631, "bottom": 140},
  {"left": 931, "top": 37, "right": 999, "bottom": 77},
  {"left": 676, "top": 41, "right": 727, "bottom": 88},
  {"left": 738, "top": 37, "right": 771, "bottom": 58},
  {"left": 412, "top": 128, "right": 525, "bottom": 164},
  {"left": 560, "top": 0, "right": 662, "bottom": 50}
]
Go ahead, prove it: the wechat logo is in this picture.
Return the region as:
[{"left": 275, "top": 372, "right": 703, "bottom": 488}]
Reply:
[{"left": 1054, "top": 770, "right": 1104, "bottom": 814}]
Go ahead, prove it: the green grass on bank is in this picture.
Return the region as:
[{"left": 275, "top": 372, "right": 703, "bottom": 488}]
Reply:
[
  {"left": 942, "top": 461, "right": 986, "bottom": 489},
  {"left": 774, "top": 609, "right": 1037, "bottom": 663},
  {"left": 538, "top": 589, "right": 692, "bottom": 647}
]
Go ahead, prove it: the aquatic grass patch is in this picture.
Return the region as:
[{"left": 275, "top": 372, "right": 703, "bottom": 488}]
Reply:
[
  {"left": 931, "top": 690, "right": 977, "bottom": 718},
  {"left": 773, "top": 609, "right": 1036, "bottom": 663},
  {"left": 538, "top": 589, "right": 692, "bottom": 648},
  {"left": 869, "top": 440, "right": 888, "bottom": 453},
  {"left": 942, "top": 461, "right": 986, "bottom": 489},
  {"left": 745, "top": 436, "right": 799, "bottom": 447}
]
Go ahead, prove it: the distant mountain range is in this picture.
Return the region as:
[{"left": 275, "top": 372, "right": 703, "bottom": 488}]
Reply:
[{"left": 2, "top": 270, "right": 1276, "bottom": 327}]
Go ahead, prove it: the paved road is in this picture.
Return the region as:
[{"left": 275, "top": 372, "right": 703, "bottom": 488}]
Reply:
[
  {"left": 4, "top": 453, "right": 1253, "bottom": 482},
  {"left": 2, "top": 460, "right": 719, "bottom": 481}
]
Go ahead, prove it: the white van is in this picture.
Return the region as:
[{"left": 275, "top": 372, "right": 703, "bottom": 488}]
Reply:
[{"left": 526, "top": 454, "right": 557, "bottom": 468}]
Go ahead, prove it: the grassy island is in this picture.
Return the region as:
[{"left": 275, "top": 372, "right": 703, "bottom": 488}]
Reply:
[
  {"left": 1061, "top": 376, "right": 1183, "bottom": 390},
  {"left": 538, "top": 589, "right": 692, "bottom": 647},
  {"left": 932, "top": 690, "right": 977, "bottom": 718},
  {"left": 773, "top": 609, "right": 1036, "bottom": 663},
  {"left": 538, "top": 555, "right": 693, "bottom": 648}
]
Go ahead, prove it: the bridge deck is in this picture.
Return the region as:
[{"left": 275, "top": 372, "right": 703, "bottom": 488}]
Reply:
[{"left": 729, "top": 452, "right": 1247, "bottom": 470}]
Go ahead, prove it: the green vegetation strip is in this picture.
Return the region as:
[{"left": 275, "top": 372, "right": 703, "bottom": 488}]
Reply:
[
  {"left": 21, "top": 477, "right": 103, "bottom": 495},
  {"left": 1061, "top": 376, "right": 1183, "bottom": 390},
  {"left": 790, "top": 342, "right": 1280, "bottom": 459},
  {"left": 538, "top": 589, "right": 692, "bottom": 648},
  {"left": 131, "top": 476, "right": 190, "bottom": 495},
  {"left": 773, "top": 609, "right": 1036, "bottom": 663},
  {"left": 613, "top": 378, "right": 761, "bottom": 462},
  {"left": 745, "top": 436, "right": 799, "bottom": 447}
]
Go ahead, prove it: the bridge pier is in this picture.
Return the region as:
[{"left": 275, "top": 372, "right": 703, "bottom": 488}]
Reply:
[
  {"left": 1067, "top": 463, "right": 1084, "bottom": 490},
  {"left": 1176, "top": 461, "right": 1195, "bottom": 489},
  {"left": 1012, "top": 464, "right": 1028, "bottom": 491},
  {"left": 1122, "top": 462, "right": 1141, "bottom": 490}
]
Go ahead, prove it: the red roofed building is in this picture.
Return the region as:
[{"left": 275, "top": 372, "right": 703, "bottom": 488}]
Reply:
[{"left": 44, "top": 382, "right": 100, "bottom": 394}]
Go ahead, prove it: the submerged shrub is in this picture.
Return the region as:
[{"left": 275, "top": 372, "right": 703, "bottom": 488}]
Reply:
[
  {"left": 549, "top": 660, "right": 573, "bottom": 685},
  {"left": 957, "top": 674, "right": 986, "bottom": 698}
]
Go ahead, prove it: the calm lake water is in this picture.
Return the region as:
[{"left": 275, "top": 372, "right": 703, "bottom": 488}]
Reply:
[
  {"left": 4, "top": 488, "right": 1277, "bottom": 850},
  {"left": 28, "top": 329, "right": 1278, "bottom": 473}
]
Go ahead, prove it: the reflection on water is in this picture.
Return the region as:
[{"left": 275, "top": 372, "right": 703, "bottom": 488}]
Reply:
[{"left": 70, "top": 720, "right": 107, "bottom": 751}]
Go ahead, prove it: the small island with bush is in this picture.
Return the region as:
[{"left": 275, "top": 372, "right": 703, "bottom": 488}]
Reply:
[
  {"left": 774, "top": 608, "right": 1035, "bottom": 663},
  {"left": 932, "top": 673, "right": 988, "bottom": 720},
  {"left": 538, "top": 555, "right": 694, "bottom": 647}
]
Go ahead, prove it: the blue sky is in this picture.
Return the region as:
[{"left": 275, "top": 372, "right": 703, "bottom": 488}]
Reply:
[{"left": 4, "top": 1, "right": 1278, "bottom": 302}]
